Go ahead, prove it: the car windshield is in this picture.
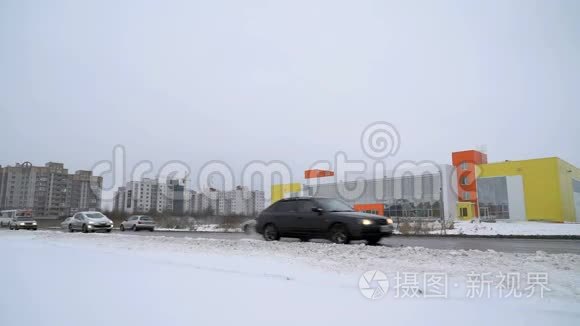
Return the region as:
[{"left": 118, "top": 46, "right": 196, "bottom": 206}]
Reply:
[
  {"left": 85, "top": 212, "right": 106, "bottom": 219},
  {"left": 315, "top": 198, "right": 354, "bottom": 212},
  {"left": 16, "top": 217, "right": 34, "bottom": 221}
]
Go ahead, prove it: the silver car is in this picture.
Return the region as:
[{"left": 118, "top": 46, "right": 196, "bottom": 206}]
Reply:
[
  {"left": 9, "top": 216, "right": 38, "bottom": 230},
  {"left": 68, "top": 212, "right": 114, "bottom": 233},
  {"left": 120, "top": 215, "right": 155, "bottom": 232}
]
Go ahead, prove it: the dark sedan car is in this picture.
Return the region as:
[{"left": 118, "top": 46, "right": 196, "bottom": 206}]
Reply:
[{"left": 256, "top": 197, "right": 394, "bottom": 245}]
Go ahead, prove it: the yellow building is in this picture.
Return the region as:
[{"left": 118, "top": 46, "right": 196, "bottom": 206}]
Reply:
[
  {"left": 476, "top": 157, "right": 580, "bottom": 222},
  {"left": 271, "top": 183, "right": 303, "bottom": 203}
]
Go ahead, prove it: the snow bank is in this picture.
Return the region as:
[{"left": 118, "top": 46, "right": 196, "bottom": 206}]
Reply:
[
  {"left": 445, "top": 221, "right": 580, "bottom": 236},
  {"left": 0, "top": 230, "right": 578, "bottom": 326},
  {"left": 156, "top": 224, "right": 242, "bottom": 232}
]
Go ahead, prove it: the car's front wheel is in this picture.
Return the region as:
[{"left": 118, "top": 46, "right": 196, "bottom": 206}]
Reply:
[
  {"left": 263, "top": 224, "right": 280, "bottom": 241},
  {"left": 329, "top": 224, "right": 350, "bottom": 244},
  {"left": 82, "top": 224, "right": 88, "bottom": 233},
  {"left": 120, "top": 224, "right": 125, "bottom": 232}
]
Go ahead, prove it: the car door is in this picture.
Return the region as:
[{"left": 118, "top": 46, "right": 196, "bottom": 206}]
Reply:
[
  {"left": 295, "top": 199, "right": 327, "bottom": 236},
  {"left": 272, "top": 201, "right": 299, "bottom": 235},
  {"left": 124, "top": 216, "right": 134, "bottom": 229},
  {"left": 129, "top": 216, "right": 137, "bottom": 228},
  {"left": 73, "top": 214, "right": 84, "bottom": 230}
]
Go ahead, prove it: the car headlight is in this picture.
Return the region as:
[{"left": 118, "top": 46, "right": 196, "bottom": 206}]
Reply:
[
  {"left": 32, "top": 222, "right": 37, "bottom": 225},
  {"left": 387, "top": 218, "right": 393, "bottom": 224},
  {"left": 361, "top": 219, "right": 373, "bottom": 225},
  {"left": 19, "top": 222, "right": 25, "bottom": 226}
]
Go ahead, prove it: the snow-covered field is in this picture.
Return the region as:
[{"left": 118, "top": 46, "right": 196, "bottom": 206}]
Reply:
[
  {"left": 0, "top": 230, "right": 578, "bottom": 326},
  {"left": 446, "top": 221, "right": 580, "bottom": 236}
]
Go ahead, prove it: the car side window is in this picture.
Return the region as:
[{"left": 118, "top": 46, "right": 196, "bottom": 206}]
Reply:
[
  {"left": 297, "top": 200, "right": 316, "bottom": 213},
  {"left": 276, "top": 201, "right": 298, "bottom": 212}
]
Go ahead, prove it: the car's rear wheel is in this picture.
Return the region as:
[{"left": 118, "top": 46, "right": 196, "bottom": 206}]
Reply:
[
  {"left": 82, "top": 224, "right": 88, "bottom": 233},
  {"left": 120, "top": 224, "right": 125, "bottom": 232},
  {"left": 68, "top": 224, "right": 74, "bottom": 233},
  {"left": 149, "top": 228, "right": 154, "bottom": 232},
  {"left": 244, "top": 225, "right": 251, "bottom": 234},
  {"left": 263, "top": 224, "right": 280, "bottom": 241},
  {"left": 132, "top": 225, "right": 138, "bottom": 232},
  {"left": 366, "top": 236, "right": 382, "bottom": 246},
  {"left": 9, "top": 224, "right": 13, "bottom": 230},
  {"left": 329, "top": 224, "right": 350, "bottom": 244},
  {"left": 299, "top": 237, "right": 309, "bottom": 242}
]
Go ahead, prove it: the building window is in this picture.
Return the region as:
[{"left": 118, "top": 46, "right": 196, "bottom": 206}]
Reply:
[
  {"left": 460, "top": 207, "right": 468, "bottom": 217},
  {"left": 460, "top": 176, "right": 469, "bottom": 185},
  {"left": 464, "top": 192, "right": 471, "bottom": 200}
]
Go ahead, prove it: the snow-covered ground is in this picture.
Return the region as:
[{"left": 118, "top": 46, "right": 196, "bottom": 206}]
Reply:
[
  {"left": 0, "top": 230, "right": 578, "bottom": 326},
  {"left": 444, "top": 221, "right": 580, "bottom": 236},
  {"left": 156, "top": 224, "right": 242, "bottom": 232}
]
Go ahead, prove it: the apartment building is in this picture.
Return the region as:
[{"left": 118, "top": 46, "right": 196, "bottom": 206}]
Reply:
[
  {"left": 0, "top": 162, "right": 102, "bottom": 217},
  {"left": 113, "top": 177, "right": 191, "bottom": 215},
  {"left": 190, "top": 186, "right": 265, "bottom": 216}
]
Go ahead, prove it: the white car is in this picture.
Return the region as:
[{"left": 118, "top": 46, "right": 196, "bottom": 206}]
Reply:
[
  {"left": 8, "top": 216, "right": 38, "bottom": 230},
  {"left": 1, "top": 209, "right": 31, "bottom": 227},
  {"left": 120, "top": 215, "right": 155, "bottom": 232},
  {"left": 68, "top": 211, "right": 114, "bottom": 233}
]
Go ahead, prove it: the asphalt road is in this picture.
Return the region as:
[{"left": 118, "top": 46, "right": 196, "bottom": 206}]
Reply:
[{"left": 95, "top": 229, "right": 580, "bottom": 254}]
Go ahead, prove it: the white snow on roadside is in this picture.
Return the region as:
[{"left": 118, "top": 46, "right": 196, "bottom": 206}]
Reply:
[
  {"left": 0, "top": 230, "right": 578, "bottom": 326},
  {"left": 443, "top": 221, "right": 580, "bottom": 236},
  {"left": 156, "top": 224, "right": 242, "bottom": 232}
]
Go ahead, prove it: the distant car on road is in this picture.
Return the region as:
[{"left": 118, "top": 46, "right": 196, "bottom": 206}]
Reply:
[
  {"left": 68, "top": 212, "right": 113, "bottom": 233},
  {"left": 120, "top": 215, "right": 155, "bottom": 232},
  {"left": 8, "top": 216, "right": 38, "bottom": 230},
  {"left": 241, "top": 219, "right": 256, "bottom": 234},
  {"left": 256, "top": 197, "right": 394, "bottom": 245},
  {"left": 1, "top": 209, "right": 33, "bottom": 227}
]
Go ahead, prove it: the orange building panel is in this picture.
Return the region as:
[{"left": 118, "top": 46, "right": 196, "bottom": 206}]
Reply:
[
  {"left": 354, "top": 203, "right": 385, "bottom": 216},
  {"left": 452, "top": 150, "right": 488, "bottom": 217},
  {"left": 304, "top": 169, "right": 335, "bottom": 179}
]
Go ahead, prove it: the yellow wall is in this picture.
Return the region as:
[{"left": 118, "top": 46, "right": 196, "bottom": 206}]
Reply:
[
  {"left": 478, "top": 158, "right": 564, "bottom": 222},
  {"left": 558, "top": 159, "right": 580, "bottom": 222},
  {"left": 271, "top": 183, "right": 302, "bottom": 203},
  {"left": 457, "top": 202, "right": 475, "bottom": 220}
]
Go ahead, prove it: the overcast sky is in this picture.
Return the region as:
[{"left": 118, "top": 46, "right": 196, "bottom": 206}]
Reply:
[{"left": 1, "top": 0, "right": 579, "bottom": 195}]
